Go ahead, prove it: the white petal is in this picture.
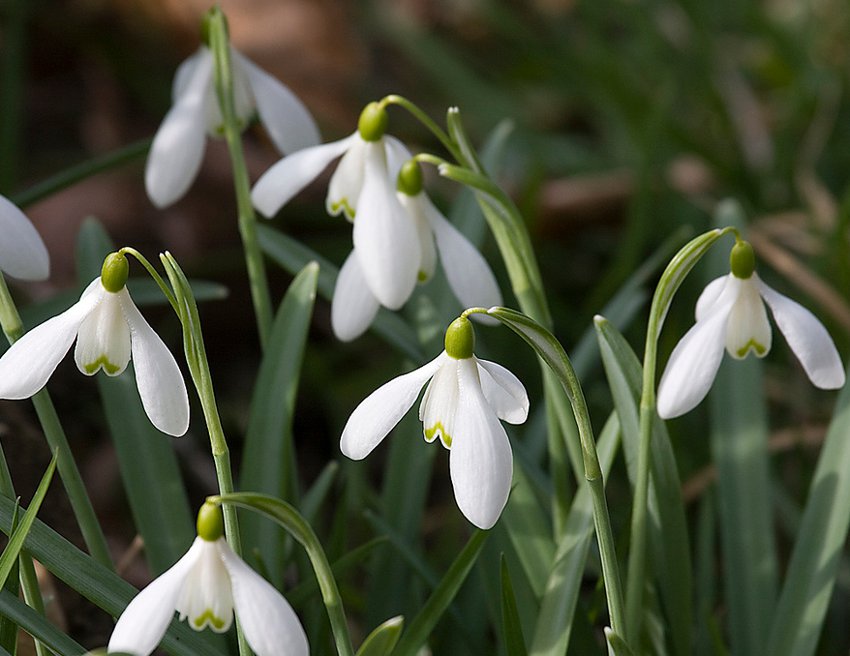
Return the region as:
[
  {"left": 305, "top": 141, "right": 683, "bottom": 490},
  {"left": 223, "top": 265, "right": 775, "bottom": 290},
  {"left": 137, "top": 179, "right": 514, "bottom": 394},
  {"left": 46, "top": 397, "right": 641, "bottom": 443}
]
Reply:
[
  {"left": 326, "top": 136, "right": 367, "bottom": 220},
  {"left": 419, "top": 358, "right": 460, "bottom": 449},
  {"left": 449, "top": 358, "right": 513, "bottom": 529},
  {"left": 758, "top": 277, "right": 846, "bottom": 389},
  {"left": 145, "top": 50, "right": 213, "bottom": 209},
  {"left": 383, "top": 136, "right": 413, "bottom": 181},
  {"left": 175, "top": 539, "right": 233, "bottom": 633},
  {"left": 252, "top": 134, "right": 355, "bottom": 218},
  {"left": 398, "top": 193, "right": 437, "bottom": 282},
  {"left": 331, "top": 251, "right": 380, "bottom": 341},
  {"left": 423, "top": 195, "right": 503, "bottom": 310},
  {"left": 656, "top": 278, "right": 741, "bottom": 419},
  {"left": 0, "top": 280, "right": 102, "bottom": 399},
  {"left": 0, "top": 195, "right": 49, "bottom": 281},
  {"left": 724, "top": 276, "right": 771, "bottom": 359},
  {"left": 218, "top": 540, "right": 309, "bottom": 656},
  {"left": 476, "top": 358, "right": 529, "bottom": 424},
  {"left": 119, "top": 289, "right": 190, "bottom": 436},
  {"left": 171, "top": 49, "right": 204, "bottom": 101},
  {"left": 234, "top": 51, "right": 320, "bottom": 155},
  {"left": 341, "top": 353, "right": 445, "bottom": 460},
  {"left": 695, "top": 274, "right": 730, "bottom": 322},
  {"left": 352, "top": 142, "right": 420, "bottom": 309},
  {"left": 224, "top": 47, "right": 255, "bottom": 132},
  {"left": 74, "top": 288, "right": 131, "bottom": 376},
  {"left": 107, "top": 537, "right": 204, "bottom": 656}
]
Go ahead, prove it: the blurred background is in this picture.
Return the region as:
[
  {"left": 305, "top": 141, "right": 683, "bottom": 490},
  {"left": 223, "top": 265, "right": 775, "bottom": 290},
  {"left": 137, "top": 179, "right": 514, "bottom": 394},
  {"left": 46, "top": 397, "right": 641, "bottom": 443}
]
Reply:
[{"left": 2, "top": 0, "right": 850, "bottom": 651}]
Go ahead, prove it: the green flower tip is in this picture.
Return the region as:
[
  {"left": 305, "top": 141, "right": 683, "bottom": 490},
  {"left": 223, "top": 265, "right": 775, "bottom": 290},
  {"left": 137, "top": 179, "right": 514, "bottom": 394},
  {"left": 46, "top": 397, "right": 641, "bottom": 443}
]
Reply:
[
  {"left": 196, "top": 501, "right": 224, "bottom": 542},
  {"left": 100, "top": 252, "right": 129, "bottom": 293},
  {"left": 397, "top": 160, "right": 423, "bottom": 196},
  {"left": 200, "top": 7, "right": 228, "bottom": 47},
  {"left": 730, "top": 240, "right": 756, "bottom": 279},
  {"left": 445, "top": 316, "right": 475, "bottom": 360},
  {"left": 358, "top": 102, "right": 388, "bottom": 142}
]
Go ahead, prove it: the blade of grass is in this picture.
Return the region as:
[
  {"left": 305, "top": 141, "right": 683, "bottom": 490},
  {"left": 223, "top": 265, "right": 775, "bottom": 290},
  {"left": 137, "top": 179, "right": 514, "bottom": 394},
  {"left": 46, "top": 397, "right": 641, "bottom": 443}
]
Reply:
[
  {"left": 240, "top": 262, "right": 318, "bottom": 584},
  {"left": 356, "top": 617, "right": 404, "bottom": 656},
  {"left": 500, "top": 555, "right": 528, "bottom": 656},
  {"left": 0, "top": 590, "right": 84, "bottom": 655}
]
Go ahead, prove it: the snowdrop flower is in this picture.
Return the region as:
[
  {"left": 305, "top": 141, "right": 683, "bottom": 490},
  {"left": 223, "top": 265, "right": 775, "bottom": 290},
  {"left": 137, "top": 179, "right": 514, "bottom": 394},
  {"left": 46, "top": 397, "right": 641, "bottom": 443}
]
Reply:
[
  {"left": 146, "top": 31, "right": 320, "bottom": 208},
  {"left": 253, "top": 102, "right": 421, "bottom": 315},
  {"left": 108, "top": 502, "right": 308, "bottom": 656},
  {"left": 341, "top": 316, "right": 528, "bottom": 529},
  {"left": 331, "top": 159, "right": 502, "bottom": 341},
  {"left": 0, "top": 253, "right": 189, "bottom": 436},
  {"left": 657, "top": 240, "right": 845, "bottom": 418},
  {"left": 0, "top": 194, "right": 49, "bottom": 281}
]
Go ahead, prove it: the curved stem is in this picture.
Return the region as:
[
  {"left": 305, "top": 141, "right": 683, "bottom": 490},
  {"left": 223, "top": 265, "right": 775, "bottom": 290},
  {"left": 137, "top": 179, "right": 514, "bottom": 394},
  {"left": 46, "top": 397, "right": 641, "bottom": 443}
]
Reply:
[{"left": 382, "top": 94, "right": 463, "bottom": 162}]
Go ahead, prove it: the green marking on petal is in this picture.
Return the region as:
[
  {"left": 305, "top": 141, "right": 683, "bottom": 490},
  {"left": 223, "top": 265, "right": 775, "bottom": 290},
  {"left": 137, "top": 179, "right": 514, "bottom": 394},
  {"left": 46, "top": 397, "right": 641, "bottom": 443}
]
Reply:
[
  {"left": 418, "top": 270, "right": 428, "bottom": 283},
  {"left": 735, "top": 339, "right": 767, "bottom": 358},
  {"left": 192, "top": 609, "right": 227, "bottom": 631},
  {"left": 424, "top": 423, "right": 452, "bottom": 448},
  {"left": 330, "top": 198, "right": 356, "bottom": 221},
  {"left": 83, "top": 356, "right": 121, "bottom": 375}
]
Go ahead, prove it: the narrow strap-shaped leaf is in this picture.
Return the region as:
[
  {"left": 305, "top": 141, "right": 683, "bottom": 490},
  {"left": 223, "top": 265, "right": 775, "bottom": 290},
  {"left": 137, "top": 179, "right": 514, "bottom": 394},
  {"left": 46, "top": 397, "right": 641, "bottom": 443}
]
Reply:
[
  {"left": 766, "top": 362, "right": 850, "bottom": 656},
  {"left": 595, "top": 317, "right": 692, "bottom": 656},
  {"left": 392, "top": 530, "right": 489, "bottom": 656},
  {"left": 500, "top": 555, "right": 528, "bottom": 656},
  {"left": 0, "top": 497, "right": 227, "bottom": 656},
  {"left": 0, "top": 504, "right": 19, "bottom": 656},
  {"left": 240, "top": 262, "right": 318, "bottom": 584},
  {"left": 0, "top": 590, "right": 84, "bottom": 655},
  {"left": 257, "top": 223, "right": 424, "bottom": 362},
  {"left": 356, "top": 616, "right": 404, "bottom": 656}
]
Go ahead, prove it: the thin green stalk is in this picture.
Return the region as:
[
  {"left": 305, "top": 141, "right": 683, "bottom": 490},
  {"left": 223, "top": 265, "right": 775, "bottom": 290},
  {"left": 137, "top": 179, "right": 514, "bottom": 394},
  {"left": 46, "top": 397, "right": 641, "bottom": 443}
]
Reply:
[
  {"left": 0, "top": 274, "right": 113, "bottom": 570},
  {"left": 208, "top": 9, "right": 273, "bottom": 348}
]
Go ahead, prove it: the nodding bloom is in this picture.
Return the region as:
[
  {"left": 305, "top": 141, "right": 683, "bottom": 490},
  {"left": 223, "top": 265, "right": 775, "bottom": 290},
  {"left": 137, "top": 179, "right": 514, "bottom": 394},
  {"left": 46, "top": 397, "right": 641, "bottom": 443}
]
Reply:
[
  {"left": 253, "top": 103, "right": 502, "bottom": 341},
  {"left": 0, "top": 253, "right": 190, "bottom": 436},
  {"left": 108, "top": 503, "right": 308, "bottom": 656},
  {"left": 0, "top": 194, "right": 49, "bottom": 281},
  {"left": 146, "top": 42, "right": 320, "bottom": 208},
  {"left": 657, "top": 240, "right": 845, "bottom": 419},
  {"left": 341, "top": 316, "right": 528, "bottom": 529}
]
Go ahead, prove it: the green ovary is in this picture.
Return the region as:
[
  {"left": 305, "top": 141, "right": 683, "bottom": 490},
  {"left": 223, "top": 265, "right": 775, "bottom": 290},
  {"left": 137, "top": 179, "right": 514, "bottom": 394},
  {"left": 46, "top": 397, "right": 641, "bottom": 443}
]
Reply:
[
  {"left": 84, "top": 356, "right": 121, "bottom": 375},
  {"left": 424, "top": 422, "right": 452, "bottom": 448},
  {"left": 735, "top": 339, "right": 767, "bottom": 358},
  {"left": 192, "top": 609, "right": 227, "bottom": 631}
]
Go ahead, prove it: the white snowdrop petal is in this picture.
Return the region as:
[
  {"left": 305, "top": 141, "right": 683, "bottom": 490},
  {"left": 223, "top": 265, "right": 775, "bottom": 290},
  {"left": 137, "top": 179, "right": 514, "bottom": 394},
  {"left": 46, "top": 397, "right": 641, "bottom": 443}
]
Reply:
[
  {"left": 352, "top": 143, "right": 420, "bottom": 309},
  {"left": 341, "top": 353, "right": 445, "bottom": 460},
  {"left": 171, "top": 49, "right": 204, "bottom": 101},
  {"left": 398, "top": 194, "right": 437, "bottom": 282},
  {"left": 234, "top": 51, "right": 321, "bottom": 154},
  {"left": 0, "top": 281, "right": 102, "bottom": 400},
  {"left": 383, "top": 136, "right": 413, "bottom": 181},
  {"left": 326, "top": 137, "right": 367, "bottom": 220},
  {"left": 695, "top": 274, "right": 730, "bottom": 322},
  {"left": 420, "top": 358, "right": 460, "bottom": 449},
  {"left": 656, "top": 279, "right": 740, "bottom": 419},
  {"left": 218, "top": 540, "right": 309, "bottom": 656},
  {"left": 252, "top": 135, "right": 355, "bottom": 218},
  {"left": 107, "top": 538, "right": 204, "bottom": 656},
  {"left": 423, "top": 196, "right": 503, "bottom": 311},
  {"left": 145, "top": 50, "right": 213, "bottom": 209},
  {"left": 758, "top": 277, "right": 846, "bottom": 389},
  {"left": 176, "top": 539, "right": 233, "bottom": 633},
  {"left": 449, "top": 358, "right": 513, "bottom": 529},
  {"left": 119, "top": 289, "right": 190, "bottom": 436},
  {"left": 0, "top": 195, "right": 49, "bottom": 281},
  {"left": 724, "top": 276, "right": 771, "bottom": 359},
  {"left": 331, "top": 251, "right": 380, "bottom": 341},
  {"left": 476, "top": 358, "right": 529, "bottom": 424},
  {"left": 73, "top": 291, "right": 132, "bottom": 376}
]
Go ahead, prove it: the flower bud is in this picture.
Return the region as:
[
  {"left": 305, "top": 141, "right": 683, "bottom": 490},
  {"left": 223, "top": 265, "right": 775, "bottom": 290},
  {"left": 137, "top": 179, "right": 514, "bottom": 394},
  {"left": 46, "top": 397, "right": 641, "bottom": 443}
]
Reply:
[
  {"left": 357, "top": 102, "right": 388, "bottom": 142},
  {"left": 196, "top": 501, "right": 225, "bottom": 542},
  {"left": 397, "top": 160, "right": 423, "bottom": 196},
  {"left": 444, "top": 316, "right": 475, "bottom": 360},
  {"left": 730, "top": 240, "right": 755, "bottom": 279},
  {"left": 100, "top": 253, "right": 129, "bottom": 293}
]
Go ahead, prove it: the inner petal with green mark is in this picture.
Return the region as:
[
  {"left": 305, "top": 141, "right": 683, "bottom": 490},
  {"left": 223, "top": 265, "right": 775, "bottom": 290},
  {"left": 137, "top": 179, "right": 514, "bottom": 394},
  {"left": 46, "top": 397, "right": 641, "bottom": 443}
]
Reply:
[
  {"left": 192, "top": 609, "right": 228, "bottom": 631},
  {"left": 73, "top": 292, "right": 132, "bottom": 377},
  {"left": 424, "top": 422, "right": 452, "bottom": 448},
  {"left": 725, "top": 278, "right": 772, "bottom": 360},
  {"left": 329, "top": 198, "right": 356, "bottom": 220},
  {"left": 735, "top": 339, "right": 768, "bottom": 359},
  {"left": 419, "top": 361, "right": 460, "bottom": 451}
]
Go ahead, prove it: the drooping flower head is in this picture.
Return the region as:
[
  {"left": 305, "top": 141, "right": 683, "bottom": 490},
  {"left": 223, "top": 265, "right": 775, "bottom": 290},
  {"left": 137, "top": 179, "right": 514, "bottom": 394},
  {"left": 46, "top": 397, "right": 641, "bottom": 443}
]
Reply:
[
  {"left": 0, "top": 252, "right": 189, "bottom": 436},
  {"left": 0, "top": 194, "right": 49, "bottom": 281},
  {"left": 341, "top": 316, "right": 528, "bottom": 528},
  {"left": 657, "top": 239, "right": 845, "bottom": 419},
  {"left": 145, "top": 11, "right": 320, "bottom": 208},
  {"left": 108, "top": 502, "right": 308, "bottom": 656}
]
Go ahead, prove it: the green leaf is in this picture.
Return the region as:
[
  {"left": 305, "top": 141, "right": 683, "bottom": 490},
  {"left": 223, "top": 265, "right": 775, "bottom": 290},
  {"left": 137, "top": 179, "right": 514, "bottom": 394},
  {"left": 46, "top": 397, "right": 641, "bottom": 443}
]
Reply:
[
  {"left": 605, "top": 627, "right": 636, "bottom": 656},
  {"left": 766, "top": 367, "right": 850, "bottom": 656},
  {"left": 257, "top": 223, "right": 424, "bottom": 362},
  {"left": 0, "top": 454, "right": 56, "bottom": 590},
  {"left": 356, "top": 616, "right": 404, "bottom": 656},
  {"left": 0, "top": 590, "right": 84, "bottom": 655},
  {"left": 392, "top": 530, "right": 489, "bottom": 656},
  {"left": 0, "top": 503, "right": 19, "bottom": 656},
  {"left": 240, "top": 262, "right": 318, "bottom": 584},
  {"left": 500, "top": 555, "right": 528, "bottom": 656},
  {"left": 594, "top": 317, "right": 692, "bottom": 656}
]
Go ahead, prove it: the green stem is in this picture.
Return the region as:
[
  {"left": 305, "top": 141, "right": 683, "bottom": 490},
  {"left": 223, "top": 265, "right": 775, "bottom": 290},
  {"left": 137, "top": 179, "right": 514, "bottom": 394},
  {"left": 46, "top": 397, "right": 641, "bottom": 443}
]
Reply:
[
  {"left": 208, "top": 9, "right": 273, "bottom": 349},
  {"left": 0, "top": 274, "right": 113, "bottom": 570},
  {"left": 382, "top": 95, "right": 463, "bottom": 162}
]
